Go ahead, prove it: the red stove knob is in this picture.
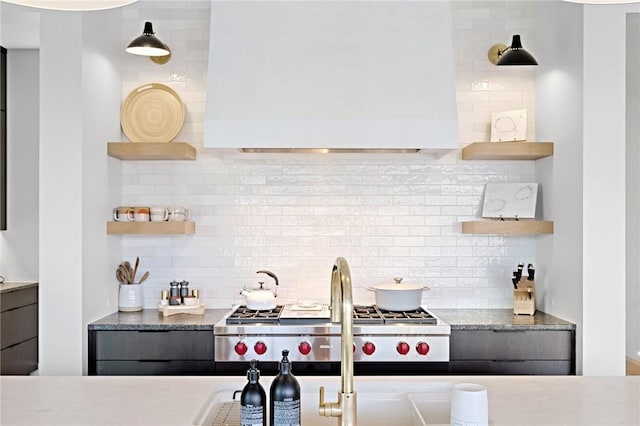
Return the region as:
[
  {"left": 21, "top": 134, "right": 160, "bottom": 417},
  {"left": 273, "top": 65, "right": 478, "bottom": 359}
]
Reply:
[
  {"left": 396, "top": 341, "right": 410, "bottom": 355},
  {"left": 362, "top": 341, "right": 376, "bottom": 356},
  {"left": 234, "top": 342, "right": 248, "bottom": 356},
  {"left": 416, "top": 341, "right": 430, "bottom": 356},
  {"left": 298, "top": 341, "right": 312, "bottom": 355},
  {"left": 254, "top": 341, "right": 267, "bottom": 355}
]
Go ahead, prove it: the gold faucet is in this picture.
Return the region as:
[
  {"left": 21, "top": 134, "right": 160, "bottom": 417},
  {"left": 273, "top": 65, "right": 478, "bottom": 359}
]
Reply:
[{"left": 319, "top": 257, "right": 357, "bottom": 426}]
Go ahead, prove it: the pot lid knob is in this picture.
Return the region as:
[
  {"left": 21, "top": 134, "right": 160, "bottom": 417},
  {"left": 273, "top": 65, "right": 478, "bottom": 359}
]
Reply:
[
  {"left": 258, "top": 281, "right": 265, "bottom": 290},
  {"left": 394, "top": 277, "right": 403, "bottom": 284}
]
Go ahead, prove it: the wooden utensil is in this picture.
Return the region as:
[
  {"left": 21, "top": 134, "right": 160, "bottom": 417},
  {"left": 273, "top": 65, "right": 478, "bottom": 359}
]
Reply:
[
  {"left": 137, "top": 271, "right": 149, "bottom": 284},
  {"left": 118, "top": 263, "right": 133, "bottom": 284},
  {"left": 132, "top": 256, "right": 140, "bottom": 284},
  {"left": 116, "top": 269, "right": 125, "bottom": 283}
]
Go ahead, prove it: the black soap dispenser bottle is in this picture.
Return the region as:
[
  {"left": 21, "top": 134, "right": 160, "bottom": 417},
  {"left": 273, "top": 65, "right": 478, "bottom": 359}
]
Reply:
[
  {"left": 270, "top": 349, "right": 301, "bottom": 426},
  {"left": 240, "top": 359, "right": 267, "bottom": 426}
]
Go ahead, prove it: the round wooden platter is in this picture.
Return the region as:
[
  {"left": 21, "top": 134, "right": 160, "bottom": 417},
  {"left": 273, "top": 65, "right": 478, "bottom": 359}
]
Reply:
[{"left": 121, "top": 83, "right": 185, "bottom": 143}]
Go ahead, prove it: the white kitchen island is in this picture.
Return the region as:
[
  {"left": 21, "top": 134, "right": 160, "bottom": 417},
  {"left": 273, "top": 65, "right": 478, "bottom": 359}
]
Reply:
[{"left": 1, "top": 375, "right": 638, "bottom": 425}]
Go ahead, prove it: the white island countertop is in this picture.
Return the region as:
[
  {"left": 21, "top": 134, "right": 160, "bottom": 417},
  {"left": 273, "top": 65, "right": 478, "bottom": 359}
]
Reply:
[{"left": 1, "top": 375, "right": 638, "bottom": 425}]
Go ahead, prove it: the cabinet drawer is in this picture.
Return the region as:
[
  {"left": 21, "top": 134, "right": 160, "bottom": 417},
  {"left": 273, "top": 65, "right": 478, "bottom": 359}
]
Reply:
[
  {"left": 1, "top": 304, "right": 38, "bottom": 350},
  {"left": 0, "top": 337, "right": 38, "bottom": 375},
  {"left": 95, "top": 330, "right": 213, "bottom": 360},
  {"left": 450, "top": 330, "right": 572, "bottom": 361},
  {"left": 0, "top": 287, "right": 38, "bottom": 312},
  {"left": 95, "top": 360, "right": 215, "bottom": 376},
  {"left": 449, "top": 360, "right": 572, "bottom": 375}
]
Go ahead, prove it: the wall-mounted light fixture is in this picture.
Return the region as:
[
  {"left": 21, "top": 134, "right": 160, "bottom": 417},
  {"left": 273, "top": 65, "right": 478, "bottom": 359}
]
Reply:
[
  {"left": 488, "top": 35, "right": 538, "bottom": 66},
  {"left": 0, "top": 0, "right": 137, "bottom": 10},
  {"left": 126, "top": 21, "right": 171, "bottom": 65},
  {"left": 562, "top": 0, "right": 639, "bottom": 3}
]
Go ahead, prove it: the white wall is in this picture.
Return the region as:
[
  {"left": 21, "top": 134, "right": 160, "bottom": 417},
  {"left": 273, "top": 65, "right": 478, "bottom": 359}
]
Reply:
[
  {"left": 535, "top": 1, "right": 584, "bottom": 373},
  {"left": 0, "top": 49, "right": 39, "bottom": 282},
  {"left": 582, "top": 3, "right": 639, "bottom": 376},
  {"left": 118, "top": 1, "right": 540, "bottom": 311},
  {"left": 39, "top": 11, "right": 84, "bottom": 375},
  {"left": 0, "top": 2, "right": 39, "bottom": 49},
  {"left": 626, "top": 13, "right": 640, "bottom": 364},
  {"left": 80, "top": 10, "right": 123, "bottom": 375}
]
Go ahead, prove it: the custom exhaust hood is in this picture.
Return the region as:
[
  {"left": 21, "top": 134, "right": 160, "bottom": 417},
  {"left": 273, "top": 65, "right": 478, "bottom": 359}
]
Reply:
[{"left": 204, "top": 1, "right": 459, "bottom": 154}]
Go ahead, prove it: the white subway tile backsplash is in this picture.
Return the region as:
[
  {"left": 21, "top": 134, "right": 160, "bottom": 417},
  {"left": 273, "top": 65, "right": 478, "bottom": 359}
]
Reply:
[{"left": 117, "top": 0, "right": 539, "bottom": 309}]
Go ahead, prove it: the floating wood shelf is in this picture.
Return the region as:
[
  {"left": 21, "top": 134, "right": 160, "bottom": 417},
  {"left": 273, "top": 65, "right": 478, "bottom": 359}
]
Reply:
[
  {"left": 107, "top": 221, "right": 196, "bottom": 235},
  {"left": 461, "top": 142, "right": 554, "bottom": 160},
  {"left": 461, "top": 220, "right": 554, "bottom": 235},
  {"left": 107, "top": 142, "right": 196, "bottom": 160}
]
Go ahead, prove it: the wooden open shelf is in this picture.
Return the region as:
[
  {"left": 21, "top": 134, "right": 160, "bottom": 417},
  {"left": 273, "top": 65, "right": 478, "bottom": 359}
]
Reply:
[
  {"left": 107, "top": 221, "right": 196, "bottom": 235},
  {"left": 461, "top": 220, "right": 554, "bottom": 235},
  {"left": 461, "top": 142, "right": 554, "bottom": 160},
  {"left": 107, "top": 142, "right": 196, "bottom": 160}
]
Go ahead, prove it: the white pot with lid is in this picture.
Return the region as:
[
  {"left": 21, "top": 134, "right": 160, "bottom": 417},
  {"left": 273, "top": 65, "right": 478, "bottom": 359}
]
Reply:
[
  {"left": 240, "top": 269, "right": 279, "bottom": 311},
  {"left": 367, "top": 277, "right": 430, "bottom": 311}
]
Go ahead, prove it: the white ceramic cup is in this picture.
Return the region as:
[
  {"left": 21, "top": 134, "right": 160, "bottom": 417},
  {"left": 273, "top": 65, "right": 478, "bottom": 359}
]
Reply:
[
  {"left": 133, "top": 207, "right": 150, "bottom": 222},
  {"left": 113, "top": 206, "right": 134, "bottom": 222},
  {"left": 450, "top": 383, "right": 488, "bottom": 426},
  {"left": 168, "top": 207, "right": 190, "bottom": 222},
  {"left": 134, "top": 213, "right": 149, "bottom": 222},
  {"left": 150, "top": 207, "right": 169, "bottom": 222}
]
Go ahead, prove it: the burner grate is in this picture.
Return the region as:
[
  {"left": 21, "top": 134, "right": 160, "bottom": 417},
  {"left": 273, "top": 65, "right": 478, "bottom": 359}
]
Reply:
[
  {"left": 226, "top": 305, "right": 283, "bottom": 324},
  {"left": 376, "top": 306, "right": 438, "bottom": 324},
  {"left": 352, "top": 305, "right": 384, "bottom": 324}
]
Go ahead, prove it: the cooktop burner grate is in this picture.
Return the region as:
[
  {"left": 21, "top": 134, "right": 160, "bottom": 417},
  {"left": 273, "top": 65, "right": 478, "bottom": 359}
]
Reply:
[
  {"left": 377, "top": 306, "right": 438, "bottom": 324},
  {"left": 226, "top": 305, "right": 283, "bottom": 324},
  {"left": 353, "top": 305, "right": 385, "bottom": 324}
]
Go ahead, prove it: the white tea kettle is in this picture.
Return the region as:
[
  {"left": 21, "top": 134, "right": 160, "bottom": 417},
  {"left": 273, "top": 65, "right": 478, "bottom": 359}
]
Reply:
[{"left": 240, "top": 270, "right": 279, "bottom": 310}]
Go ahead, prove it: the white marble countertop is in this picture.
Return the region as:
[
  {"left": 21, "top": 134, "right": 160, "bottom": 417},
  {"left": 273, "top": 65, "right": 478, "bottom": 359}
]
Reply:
[{"left": 1, "top": 375, "right": 638, "bottom": 425}]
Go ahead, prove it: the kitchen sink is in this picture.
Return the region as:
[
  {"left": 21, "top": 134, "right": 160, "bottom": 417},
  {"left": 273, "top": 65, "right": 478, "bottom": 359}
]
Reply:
[{"left": 194, "top": 383, "right": 452, "bottom": 426}]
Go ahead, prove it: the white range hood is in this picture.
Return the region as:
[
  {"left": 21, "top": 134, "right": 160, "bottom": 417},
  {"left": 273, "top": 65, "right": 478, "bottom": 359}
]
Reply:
[{"left": 204, "top": 1, "right": 459, "bottom": 153}]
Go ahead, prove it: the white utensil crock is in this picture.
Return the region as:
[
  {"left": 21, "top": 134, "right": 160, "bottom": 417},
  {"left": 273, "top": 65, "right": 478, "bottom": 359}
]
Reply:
[{"left": 118, "top": 283, "right": 143, "bottom": 312}]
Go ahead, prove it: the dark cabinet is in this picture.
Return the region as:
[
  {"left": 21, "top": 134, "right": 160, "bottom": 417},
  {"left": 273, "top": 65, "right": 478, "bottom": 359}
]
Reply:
[
  {"left": 449, "top": 329, "right": 575, "bottom": 375},
  {"left": 1, "top": 286, "right": 39, "bottom": 375},
  {"left": 89, "top": 330, "right": 215, "bottom": 375}
]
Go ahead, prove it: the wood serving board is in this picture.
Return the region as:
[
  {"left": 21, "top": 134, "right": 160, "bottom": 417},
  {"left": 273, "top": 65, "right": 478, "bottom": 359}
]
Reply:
[{"left": 158, "top": 303, "right": 205, "bottom": 317}]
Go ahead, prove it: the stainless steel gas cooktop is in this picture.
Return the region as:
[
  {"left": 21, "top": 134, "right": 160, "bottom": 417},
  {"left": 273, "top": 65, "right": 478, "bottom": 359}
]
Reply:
[{"left": 214, "top": 304, "right": 450, "bottom": 363}]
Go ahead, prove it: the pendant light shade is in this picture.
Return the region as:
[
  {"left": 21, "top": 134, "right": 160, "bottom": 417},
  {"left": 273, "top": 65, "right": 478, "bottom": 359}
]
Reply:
[
  {"left": 562, "top": 0, "right": 639, "bottom": 3},
  {"left": 488, "top": 35, "right": 538, "bottom": 66},
  {"left": 126, "top": 22, "right": 170, "bottom": 57},
  {"left": 0, "top": 0, "right": 137, "bottom": 10}
]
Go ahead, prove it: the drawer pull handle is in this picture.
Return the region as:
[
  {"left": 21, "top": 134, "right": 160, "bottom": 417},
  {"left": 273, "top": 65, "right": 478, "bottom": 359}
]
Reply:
[{"left": 137, "top": 360, "right": 171, "bottom": 363}]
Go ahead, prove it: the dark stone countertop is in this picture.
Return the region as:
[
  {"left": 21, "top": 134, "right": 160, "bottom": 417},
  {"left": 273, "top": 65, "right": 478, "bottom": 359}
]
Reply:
[
  {"left": 87, "top": 309, "right": 229, "bottom": 331},
  {"left": 0, "top": 282, "right": 38, "bottom": 294},
  {"left": 88, "top": 308, "right": 575, "bottom": 332},
  {"left": 432, "top": 309, "right": 576, "bottom": 331}
]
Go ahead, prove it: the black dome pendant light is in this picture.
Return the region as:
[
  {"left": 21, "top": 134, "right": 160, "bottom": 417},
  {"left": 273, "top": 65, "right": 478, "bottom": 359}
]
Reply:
[
  {"left": 488, "top": 34, "right": 538, "bottom": 66},
  {"left": 126, "top": 21, "right": 171, "bottom": 64}
]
